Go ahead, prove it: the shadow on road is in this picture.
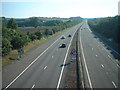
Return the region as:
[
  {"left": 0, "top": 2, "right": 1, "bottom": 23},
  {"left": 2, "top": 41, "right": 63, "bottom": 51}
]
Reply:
[
  {"left": 60, "top": 59, "right": 76, "bottom": 67},
  {"left": 91, "top": 31, "right": 120, "bottom": 61}
]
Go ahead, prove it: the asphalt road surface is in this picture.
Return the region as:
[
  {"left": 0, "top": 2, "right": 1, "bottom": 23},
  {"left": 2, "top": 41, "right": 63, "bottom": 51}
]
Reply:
[
  {"left": 3, "top": 20, "right": 119, "bottom": 89},
  {"left": 80, "top": 20, "right": 119, "bottom": 88},
  {"left": 4, "top": 23, "right": 82, "bottom": 89}
]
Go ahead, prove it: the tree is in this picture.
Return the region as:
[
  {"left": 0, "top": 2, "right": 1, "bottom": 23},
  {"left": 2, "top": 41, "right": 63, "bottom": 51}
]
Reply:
[
  {"left": 2, "top": 38, "right": 12, "bottom": 55},
  {"left": 49, "top": 30, "right": 53, "bottom": 35},
  {"left": 11, "top": 35, "right": 30, "bottom": 49},
  {"left": 44, "top": 29, "right": 49, "bottom": 36},
  {"left": 29, "top": 17, "right": 39, "bottom": 28},
  {"left": 52, "top": 28, "right": 56, "bottom": 34},
  {"left": 35, "top": 30, "right": 42, "bottom": 40},
  {"left": 7, "top": 18, "right": 18, "bottom": 29},
  {"left": 29, "top": 33, "right": 38, "bottom": 41}
]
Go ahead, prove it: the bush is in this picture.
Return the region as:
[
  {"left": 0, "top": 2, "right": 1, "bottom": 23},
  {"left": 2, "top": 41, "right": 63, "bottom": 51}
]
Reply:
[
  {"left": 29, "top": 33, "right": 38, "bottom": 41},
  {"left": 11, "top": 35, "right": 29, "bottom": 49},
  {"left": 2, "top": 38, "right": 12, "bottom": 55},
  {"left": 35, "top": 30, "right": 42, "bottom": 40},
  {"left": 7, "top": 18, "right": 18, "bottom": 29}
]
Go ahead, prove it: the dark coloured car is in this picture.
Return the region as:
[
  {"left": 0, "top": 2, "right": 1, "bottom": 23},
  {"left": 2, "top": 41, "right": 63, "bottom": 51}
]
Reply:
[
  {"left": 61, "top": 36, "right": 66, "bottom": 39},
  {"left": 60, "top": 43, "right": 66, "bottom": 48},
  {"left": 68, "top": 34, "right": 71, "bottom": 37}
]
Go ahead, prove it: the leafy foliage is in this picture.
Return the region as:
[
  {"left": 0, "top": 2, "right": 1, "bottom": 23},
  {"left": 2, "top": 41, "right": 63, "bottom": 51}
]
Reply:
[
  {"left": 35, "top": 30, "right": 42, "bottom": 40},
  {"left": 2, "top": 17, "right": 82, "bottom": 56},
  {"left": 2, "top": 38, "right": 12, "bottom": 55},
  {"left": 88, "top": 16, "right": 119, "bottom": 43},
  {"left": 7, "top": 18, "right": 18, "bottom": 29}
]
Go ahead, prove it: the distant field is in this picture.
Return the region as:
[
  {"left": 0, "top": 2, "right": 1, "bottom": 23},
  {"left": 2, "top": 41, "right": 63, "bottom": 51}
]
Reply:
[{"left": 18, "top": 26, "right": 52, "bottom": 33}]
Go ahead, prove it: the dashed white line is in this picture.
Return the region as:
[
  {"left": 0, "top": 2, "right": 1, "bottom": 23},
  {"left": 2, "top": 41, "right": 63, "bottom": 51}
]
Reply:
[
  {"left": 101, "top": 64, "right": 104, "bottom": 68},
  {"left": 44, "top": 66, "right": 47, "bottom": 70},
  {"left": 95, "top": 55, "right": 98, "bottom": 57},
  {"left": 92, "top": 48, "right": 93, "bottom": 50},
  {"left": 112, "top": 81, "right": 117, "bottom": 88},
  {"left": 52, "top": 56, "right": 54, "bottom": 58},
  {"left": 31, "top": 84, "right": 35, "bottom": 89}
]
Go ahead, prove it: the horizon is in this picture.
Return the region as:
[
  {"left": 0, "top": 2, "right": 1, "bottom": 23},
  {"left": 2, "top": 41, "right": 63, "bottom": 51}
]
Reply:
[
  {"left": 1, "top": 16, "right": 116, "bottom": 19},
  {"left": 1, "top": 0, "right": 119, "bottom": 18}
]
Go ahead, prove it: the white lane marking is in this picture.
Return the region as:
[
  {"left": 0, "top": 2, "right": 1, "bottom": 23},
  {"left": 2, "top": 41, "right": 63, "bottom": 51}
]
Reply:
[
  {"left": 112, "top": 81, "right": 117, "bottom": 88},
  {"left": 80, "top": 28, "right": 93, "bottom": 89},
  {"left": 101, "top": 64, "right": 104, "bottom": 68},
  {"left": 92, "top": 48, "right": 93, "bottom": 50},
  {"left": 56, "top": 29, "right": 77, "bottom": 89},
  {"left": 31, "top": 84, "right": 35, "bottom": 89},
  {"left": 95, "top": 55, "right": 98, "bottom": 57},
  {"left": 44, "top": 66, "right": 47, "bottom": 70},
  {"left": 52, "top": 56, "right": 54, "bottom": 58},
  {"left": 5, "top": 34, "right": 61, "bottom": 89}
]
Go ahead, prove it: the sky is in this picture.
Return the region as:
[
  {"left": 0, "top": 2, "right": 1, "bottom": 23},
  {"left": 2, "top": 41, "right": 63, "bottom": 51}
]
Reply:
[{"left": 1, "top": 0, "right": 120, "bottom": 18}]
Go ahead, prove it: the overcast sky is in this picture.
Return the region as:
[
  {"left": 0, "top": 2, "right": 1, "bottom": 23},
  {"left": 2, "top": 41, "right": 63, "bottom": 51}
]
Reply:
[{"left": 1, "top": 0, "right": 120, "bottom": 18}]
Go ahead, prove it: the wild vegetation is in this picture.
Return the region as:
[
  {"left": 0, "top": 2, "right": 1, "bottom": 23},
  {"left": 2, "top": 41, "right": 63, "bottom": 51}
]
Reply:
[
  {"left": 88, "top": 16, "right": 120, "bottom": 43},
  {"left": 2, "top": 16, "right": 82, "bottom": 56}
]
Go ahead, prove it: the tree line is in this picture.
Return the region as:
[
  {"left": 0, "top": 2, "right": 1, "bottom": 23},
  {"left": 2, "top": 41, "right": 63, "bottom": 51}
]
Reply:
[
  {"left": 2, "top": 17, "right": 82, "bottom": 56},
  {"left": 88, "top": 16, "right": 120, "bottom": 43}
]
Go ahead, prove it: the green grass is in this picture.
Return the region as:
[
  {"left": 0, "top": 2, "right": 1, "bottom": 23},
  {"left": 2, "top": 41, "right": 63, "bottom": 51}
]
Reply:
[{"left": 18, "top": 27, "right": 34, "bottom": 29}]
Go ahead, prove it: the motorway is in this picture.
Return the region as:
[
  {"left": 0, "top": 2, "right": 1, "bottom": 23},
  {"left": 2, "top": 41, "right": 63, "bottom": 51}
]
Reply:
[
  {"left": 3, "top": 20, "right": 119, "bottom": 89},
  {"left": 80, "top": 20, "right": 119, "bottom": 88},
  {"left": 4, "top": 23, "right": 82, "bottom": 88}
]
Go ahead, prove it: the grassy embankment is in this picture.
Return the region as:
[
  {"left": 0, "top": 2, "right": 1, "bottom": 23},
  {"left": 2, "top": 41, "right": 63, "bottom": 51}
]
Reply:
[{"left": 2, "top": 27, "right": 69, "bottom": 68}]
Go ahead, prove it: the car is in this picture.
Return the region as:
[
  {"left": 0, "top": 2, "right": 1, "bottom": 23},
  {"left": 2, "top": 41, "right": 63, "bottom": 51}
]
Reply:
[
  {"left": 61, "top": 36, "right": 66, "bottom": 39},
  {"left": 68, "top": 34, "right": 71, "bottom": 37},
  {"left": 60, "top": 43, "right": 66, "bottom": 48}
]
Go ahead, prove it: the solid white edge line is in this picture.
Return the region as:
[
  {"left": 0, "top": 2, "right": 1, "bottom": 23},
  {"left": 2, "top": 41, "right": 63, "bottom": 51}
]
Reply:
[
  {"left": 112, "top": 81, "right": 117, "bottom": 88},
  {"left": 117, "top": 64, "right": 120, "bottom": 68},
  {"left": 80, "top": 26, "right": 93, "bottom": 89},
  {"left": 56, "top": 28, "right": 77, "bottom": 90},
  {"left": 5, "top": 35, "right": 61, "bottom": 89},
  {"left": 78, "top": 39, "right": 85, "bottom": 88},
  {"left": 108, "top": 55, "right": 112, "bottom": 59}
]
